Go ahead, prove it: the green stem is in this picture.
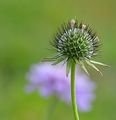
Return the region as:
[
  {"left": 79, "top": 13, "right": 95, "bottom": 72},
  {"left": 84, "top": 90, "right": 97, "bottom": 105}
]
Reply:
[{"left": 71, "top": 62, "right": 79, "bottom": 120}]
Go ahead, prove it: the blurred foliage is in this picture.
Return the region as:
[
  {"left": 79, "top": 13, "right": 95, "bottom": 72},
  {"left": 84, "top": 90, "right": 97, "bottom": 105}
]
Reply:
[{"left": 0, "top": 0, "right": 116, "bottom": 120}]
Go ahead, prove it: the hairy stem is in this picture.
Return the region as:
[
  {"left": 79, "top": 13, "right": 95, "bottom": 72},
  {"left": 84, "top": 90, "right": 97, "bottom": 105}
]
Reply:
[{"left": 71, "top": 62, "right": 79, "bottom": 120}]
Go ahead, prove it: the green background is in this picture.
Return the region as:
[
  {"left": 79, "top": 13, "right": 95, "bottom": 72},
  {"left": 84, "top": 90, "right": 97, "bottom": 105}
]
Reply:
[{"left": 0, "top": 0, "right": 116, "bottom": 120}]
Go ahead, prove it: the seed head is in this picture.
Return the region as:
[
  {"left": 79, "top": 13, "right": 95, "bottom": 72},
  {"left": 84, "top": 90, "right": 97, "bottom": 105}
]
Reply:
[
  {"left": 52, "top": 19, "right": 99, "bottom": 61},
  {"left": 46, "top": 19, "right": 108, "bottom": 75}
]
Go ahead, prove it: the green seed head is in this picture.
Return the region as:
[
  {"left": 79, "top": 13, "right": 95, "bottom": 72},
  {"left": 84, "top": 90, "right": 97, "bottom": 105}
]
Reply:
[
  {"left": 45, "top": 19, "right": 108, "bottom": 75},
  {"left": 51, "top": 19, "right": 100, "bottom": 62}
]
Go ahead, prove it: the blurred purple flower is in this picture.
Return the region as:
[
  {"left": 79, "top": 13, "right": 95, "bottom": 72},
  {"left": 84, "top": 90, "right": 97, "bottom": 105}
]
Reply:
[{"left": 26, "top": 62, "right": 96, "bottom": 112}]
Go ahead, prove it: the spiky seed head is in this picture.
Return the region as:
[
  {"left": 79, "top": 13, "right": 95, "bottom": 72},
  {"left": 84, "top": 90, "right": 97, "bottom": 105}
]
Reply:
[
  {"left": 45, "top": 19, "right": 107, "bottom": 75},
  {"left": 51, "top": 19, "right": 100, "bottom": 62}
]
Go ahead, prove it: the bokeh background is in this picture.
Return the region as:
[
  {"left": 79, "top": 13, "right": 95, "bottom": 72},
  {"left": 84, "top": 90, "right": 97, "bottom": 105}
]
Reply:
[{"left": 0, "top": 0, "right": 116, "bottom": 120}]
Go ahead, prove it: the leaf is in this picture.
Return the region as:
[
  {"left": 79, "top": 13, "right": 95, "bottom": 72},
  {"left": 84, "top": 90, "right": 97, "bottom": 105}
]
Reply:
[
  {"left": 86, "top": 60, "right": 103, "bottom": 76},
  {"left": 66, "top": 61, "right": 71, "bottom": 77},
  {"left": 80, "top": 62, "right": 89, "bottom": 75},
  {"left": 42, "top": 53, "right": 65, "bottom": 64},
  {"left": 52, "top": 57, "right": 65, "bottom": 65},
  {"left": 90, "top": 60, "right": 110, "bottom": 67},
  {"left": 42, "top": 57, "right": 55, "bottom": 62}
]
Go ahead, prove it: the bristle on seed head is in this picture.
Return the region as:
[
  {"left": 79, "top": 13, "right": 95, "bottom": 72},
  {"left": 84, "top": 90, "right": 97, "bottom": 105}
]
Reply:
[{"left": 70, "top": 19, "right": 76, "bottom": 28}]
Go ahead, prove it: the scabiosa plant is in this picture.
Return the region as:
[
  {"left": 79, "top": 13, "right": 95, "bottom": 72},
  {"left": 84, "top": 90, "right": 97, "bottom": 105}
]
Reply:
[
  {"left": 45, "top": 19, "right": 108, "bottom": 120},
  {"left": 26, "top": 62, "right": 96, "bottom": 112}
]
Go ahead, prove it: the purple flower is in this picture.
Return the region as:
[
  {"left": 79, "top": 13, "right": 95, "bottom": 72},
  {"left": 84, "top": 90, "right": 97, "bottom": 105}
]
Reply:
[{"left": 26, "top": 62, "right": 96, "bottom": 112}]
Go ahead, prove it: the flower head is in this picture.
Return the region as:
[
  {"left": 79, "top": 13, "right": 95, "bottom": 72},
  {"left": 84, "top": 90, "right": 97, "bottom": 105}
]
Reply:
[
  {"left": 47, "top": 19, "right": 108, "bottom": 75},
  {"left": 26, "top": 62, "right": 96, "bottom": 112},
  {"left": 52, "top": 19, "right": 99, "bottom": 61}
]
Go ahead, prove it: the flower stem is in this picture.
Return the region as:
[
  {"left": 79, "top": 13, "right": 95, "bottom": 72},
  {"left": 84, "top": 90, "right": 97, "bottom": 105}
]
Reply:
[{"left": 71, "top": 62, "right": 79, "bottom": 120}]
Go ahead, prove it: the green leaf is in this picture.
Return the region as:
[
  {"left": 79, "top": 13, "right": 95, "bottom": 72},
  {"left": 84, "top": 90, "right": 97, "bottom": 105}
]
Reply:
[
  {"left": 52, "top": 57, "right": 65, "bottom": 65},
  {"left": 90, "top": 60, "right": 110, "bottom": 67},
  {"left": 80, "top": 62, "right": 89, "bottom": 75},
  {"left": 66, "top": 60, "right": 71, "bottom": 76},
  {"left": 86, "top": 60, "right": 103, "bottom": 76},
  {"left": 42, "top": 57, "right": 55, "bottom": 62}
]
